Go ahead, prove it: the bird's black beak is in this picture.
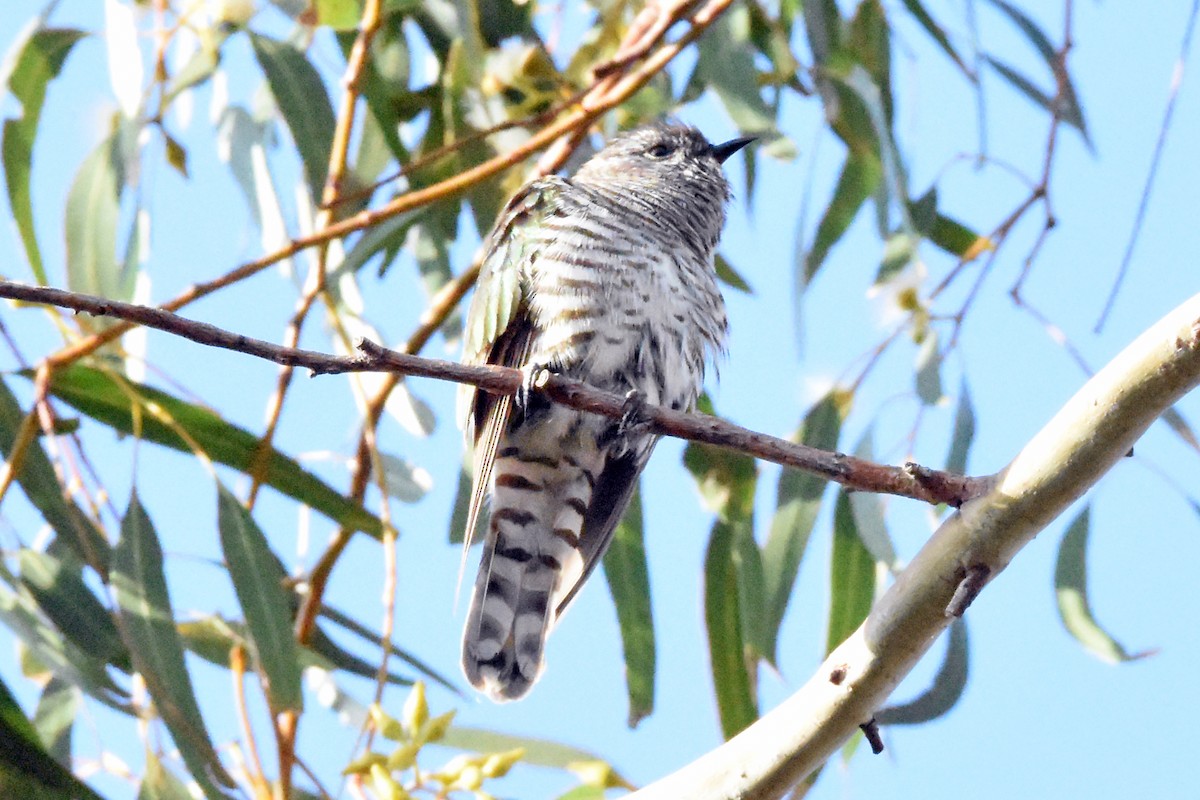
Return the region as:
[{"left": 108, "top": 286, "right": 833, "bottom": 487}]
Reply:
[{"left": 711, "top": 136, "right": 756, "bottom": 164}]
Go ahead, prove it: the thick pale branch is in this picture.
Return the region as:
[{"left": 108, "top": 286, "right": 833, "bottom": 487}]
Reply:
[
  {"left": 628, "top": 291, "right": 1200, "bottom": 800},
  {"left": 0, "top": 281, "right": 980, "bottom": 506}
]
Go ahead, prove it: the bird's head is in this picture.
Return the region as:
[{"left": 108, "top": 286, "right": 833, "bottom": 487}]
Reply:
[{"left": 573, "top": 123, "right": 754, "bottom": 199}]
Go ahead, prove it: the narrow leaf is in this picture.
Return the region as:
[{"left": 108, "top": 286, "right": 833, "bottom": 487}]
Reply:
[
  {"left": 250, "top": 33, "right": 336, "bottom": 200},
  {"left": 601, "top": 488, "right": 656, "bottom": 728},
  {"left": 1054, "top": 508, "right": 1147, "bottom": 663},
  {"left": 704, "top": 517, "right": 758, "bottom": 740},
  {"left": 0, "top": 673, "right": 106, "bottom": 800},
  {"left": 692, "top": 5, "right": 775, "bottom": 133},
  {"left": 0, "top": 566, "right": 126, "bottom": 708},
  {"left": 984, "top": 55, "right": 1089, "bottom": 142},
  {"left": 2, "top": 27, "right": 87, "bottom": 283},
  {"left": 0, "top": 376, "right": 111, "bottom": 571},
  {"left": 137, "top": 753, "right": 193, "bottom": 800},
  {"left": 946, "top": 382, "right": 976, "bottom": 475},
  {"left": 439, "top": 727, "right": 623, "bottom": 775},
  {"left": 930, "top": 213, "right": 993, "bottom": 261},
  {"left": 19, "top": 549, "right": 129, "bottom": 672},
  {"left": 900, "top": 0, "right": 972, "bottom": 76},
  {"left": 112, "top": 493, "right": 236, "bottom": 796},
  {"left": 714, "top": 253, "right": 754, "bottom": 294},
  {"left": 217, "top": 485, "right": 304, "bottom": 712},
  {"left": 877, "top": 618, "right": 969, "bottom": 724},
  {"left": 803, "top": 153, "right": 882, "bottom": 282},
  {"left": 36, "top": 365, "right": 383, "bottom": 537},
  {"left": 762, "top": 391, "right": 844, "bottom": 664},
  {"left": 32, "top": 678, "right": 79, "bottom": 766},
  {"left": 915, "top": 330, "right": 944, "bottom": 405},
  {"left": 65, "top": 134, "right": 126, "bottom": 302},
  {"left": 827, "top": 491, "right": 875, "bottom": 654}
]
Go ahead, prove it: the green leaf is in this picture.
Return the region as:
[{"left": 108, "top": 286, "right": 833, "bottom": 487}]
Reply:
[
  {"left": 802, "top": 0, "right": 842, "bottom": 66},
  {"left": 36, "top": 365, "right": 383, "bottom": 537},
  {"left": 691, "top": 5, "right": 775, "bottom": 133},
  {"left": 827, "top": 490, "right": 875, "bottom": 654},
  {"left": 0, "top": 376, "right": 111, "bottom": 571},
  {"left": 828, "top": 62, "right": 910, "bottom": 234},
  {"left": 217, "top": 485, "right": 304, "bottom": 713},
  {"left": 1162, "top": 407, "right": 1200, "bottom": 454},
  {"left": 314, "top": 605, "right": 458, "bottom": 693},
  {"left": 0, "top": 564, "right": 126, "bottom": 708},
  {"left": 601, "top": 488, "right": 655, "bottom": 728},
  {"left": 112, "top": 493, "right": 236, "bottom": 796},
  {"left": 915, "top": 329, "right": 944, "bottom": 405},
  {"left": 439, "top": 726, "right": 621, "bottom": 774},
  {"left": 32, "top": 678, "right": 79, "bottom": 766},
  {"left": 682, "top": 442, "right": 756, "bottom": 522},
  {"left": 704, "top": 516, "right": 759, "bottom": 740},
  {"left": 19, "top": 549, "right": 129, "bottom": 672},
  {"left": 315, "top": 0, "right": 362, "bottom": 29},
  {"left": 250, "top": 33, "right": 336, "bottom": 200},
  {"left": 803, "top": 153, "right": 882, "bottom": 282},
  {"left": 1054, "top": 508, "right": 1147, "bottom": 663},
  {"left": 900, "top": 0, "right": 972, "bottom": 76},
  {"left": 876, "top": 618, "right": 969, "bottom": 725},
  {"left": 714, "top": 253, "right": 754, "bottom": 294},
  {"left": 337, "top": 14, "right": 414, "bottom": 165},
  {"left": 762, "top": 391, "right": 844, "bottom": 664},
  {"left": 928, "top": 212, "right": 990, "bottom": 260},
  {"left": 946, "top": 382, "right": 976, "bottom": 476},
  {"left": 65, "top": 133, "right": 134, "bottom": 305},
  {"left": 0, "top": 673, "right": 107, "bottom": 800},
  {"left": 847, "top": 433, "right": 897, "bottom": 570},
  {"left": 983, "top": 55, "right": 1089, "bottom": 144},
  {"left": 137, "top": 753, "right": 193, "bottom": 800},
  {"left": 1, "top": 26, "right": 87, "bottom": 284}
]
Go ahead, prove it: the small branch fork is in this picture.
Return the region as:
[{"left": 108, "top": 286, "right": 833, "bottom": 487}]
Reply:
[{"left": 0, "top": 280, "right": 989, "bottom": 509}]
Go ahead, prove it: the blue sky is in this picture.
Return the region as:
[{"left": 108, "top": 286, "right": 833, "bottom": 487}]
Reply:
[{"left": 1, "top": 1, "right": 1199, "bottom": 798}]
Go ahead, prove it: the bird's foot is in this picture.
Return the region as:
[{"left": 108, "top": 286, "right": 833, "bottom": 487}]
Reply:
[
  {"left": 515, "top": 364, "right": 552, "bottom": 417},
  {"left": 617, "top": 389, "right": 653, "bottom": 439}
]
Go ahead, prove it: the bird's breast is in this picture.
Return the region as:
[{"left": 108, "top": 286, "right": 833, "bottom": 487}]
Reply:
[{"left": 529, "top": 241, "right": 725, "bottom": 411}]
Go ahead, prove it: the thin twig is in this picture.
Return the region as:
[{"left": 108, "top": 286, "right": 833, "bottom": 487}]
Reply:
[
  {"left": 0, "top": 280, "right": 990, "bottom": 509},
  {"left": 230, "top": 644, "right": 272, "bottom": 799},
  {"left": 1094, "top": 0, "right": 1199, "bottom": 332}
]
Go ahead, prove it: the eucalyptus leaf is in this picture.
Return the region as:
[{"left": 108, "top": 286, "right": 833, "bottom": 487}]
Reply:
[
  {"left": 762, "top": 390, "right": 844, "bottom": 664},
  {"left": 1, "top": 26, "right": 87, "bottom": 283},
  {"left": 217, "top": 485, "right": 304, "bottom": 713},
  {"left": 35, "top": 365, "right": 384, "bottom": 537},
  {"left": 877, "top": 618, "right": 969, "bottom": 725},
  {"left": 1054, "top": 508, "right": 1147, "bottom": 664},
  {"left": 601, "top": 488, "right": 655, "bottom": 728},
  {"left": 112, "top": 493, "right": 236, "bottom": 796},
  {"left": 250, "top": 33, "right": 336, "bottom": 200}
]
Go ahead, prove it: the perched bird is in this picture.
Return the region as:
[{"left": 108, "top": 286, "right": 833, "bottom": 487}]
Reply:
[{"left": 459, "top": 123, "right": 751, "bottom": 700}]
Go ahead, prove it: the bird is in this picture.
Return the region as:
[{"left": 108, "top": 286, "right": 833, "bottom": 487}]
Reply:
[{"left": 458, "top": 122, "right": 751, "bottom": 701}]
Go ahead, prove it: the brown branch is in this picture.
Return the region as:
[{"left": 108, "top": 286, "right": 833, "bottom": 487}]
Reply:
[{"left": 0, "top": 281, "right": 988, "bottom": 508}]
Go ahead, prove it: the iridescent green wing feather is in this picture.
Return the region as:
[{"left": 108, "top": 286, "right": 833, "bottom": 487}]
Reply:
[{"left": 457, "top": 178, "right": 564, "bottom": 559}]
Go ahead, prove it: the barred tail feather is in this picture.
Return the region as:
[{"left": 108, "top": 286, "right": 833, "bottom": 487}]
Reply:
[{"left": 461, "top": 450, "right": 596, "bottom": 701}]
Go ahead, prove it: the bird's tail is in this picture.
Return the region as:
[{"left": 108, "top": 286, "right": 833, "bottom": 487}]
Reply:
[{"left": 461, "top": 447, "right": 597, "bottom": 701}]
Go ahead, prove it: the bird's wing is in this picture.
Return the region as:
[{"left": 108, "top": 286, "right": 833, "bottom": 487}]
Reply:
[
  {"left": 553, "top": 440, "right": 657, "bottom": 617},
  {"left": 457, "top": 178, "right": 564, "bottom": 558}
]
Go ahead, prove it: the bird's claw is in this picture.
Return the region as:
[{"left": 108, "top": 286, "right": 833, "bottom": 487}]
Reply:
[
  {"left": 617, "top": 389, "right": 652, "bottom": 438},
  {"left": 516, "top": 364, "right": 552, "bottom": 415}
]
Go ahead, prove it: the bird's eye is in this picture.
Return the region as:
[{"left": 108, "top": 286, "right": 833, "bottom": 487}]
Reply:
[{"left": 646, "top": 143, "right": 675, "bottom": 159}]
